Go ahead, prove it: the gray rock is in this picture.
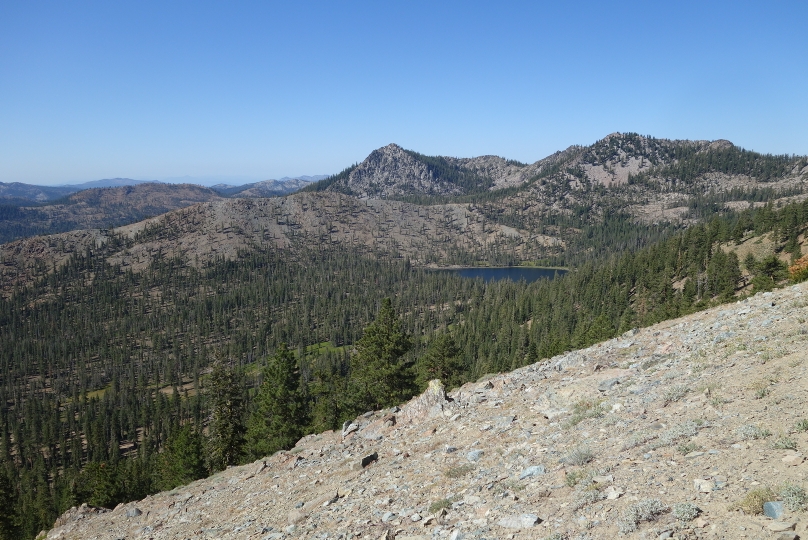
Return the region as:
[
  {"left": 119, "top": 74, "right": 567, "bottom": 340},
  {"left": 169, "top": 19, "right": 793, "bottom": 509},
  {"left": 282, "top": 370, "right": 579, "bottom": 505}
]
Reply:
[
  {"left": 445, "top": 446, "right": 458, "bottom": 453},
  {"left": 592, "top": 474, "right": 613, "bottom": 483},
  {"left": 764, "top": 500, "right": 785, "bottom": 519},
  {"left": 518, "top": 465, "right": 546, "bottom": 479},
  {"left": 341, "top": 421, "right": 359, "bottom": 438},
  {"left": 693, "top": 479, "right": 714, "bottom": 493},
  {"left": 598, "top": 378, "right": 622, "bottom": 392},
  {"left": 496, "top": 513, "right": 540, "bottom": 528},
  {"left": 467, "top": 450, "right": 484, "bottom": 462},
  {"left": 774, "top": 534, "right": 798, "bottom": 540},
  {"left": 492, "top": 415, "right": 515, "bottom": 428},
  {"left": 382, "top": 511, "right": 396, "bottom": 522},
  {"left": 400, "top": 380, "right": 449, "bottom": 424},
  {"left": 125, "top": 507, "right": 142, "bottom": 518},
  {"left": 411, "top": 513, "right": 422, "bottom": 522},
  {"left": 767, "top": 521, "right": 796, "bottom": 532}
]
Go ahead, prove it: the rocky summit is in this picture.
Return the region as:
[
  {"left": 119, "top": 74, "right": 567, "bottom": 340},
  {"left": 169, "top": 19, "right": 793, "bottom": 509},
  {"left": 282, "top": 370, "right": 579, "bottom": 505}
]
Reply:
[{"left": 46, "top": 281, "right": 808, "bottom": 540}]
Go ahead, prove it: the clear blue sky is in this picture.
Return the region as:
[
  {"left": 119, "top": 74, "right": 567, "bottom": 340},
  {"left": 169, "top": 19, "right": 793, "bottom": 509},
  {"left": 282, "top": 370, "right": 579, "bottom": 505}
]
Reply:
[{"left": 2, "top": 1, "right": 807, "bottom": 185}]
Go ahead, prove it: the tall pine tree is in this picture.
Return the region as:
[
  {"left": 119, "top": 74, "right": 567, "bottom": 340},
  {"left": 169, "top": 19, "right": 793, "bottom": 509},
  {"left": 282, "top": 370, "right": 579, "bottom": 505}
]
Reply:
[
  {"left": 206, "top": 359, "right": 246, "bottom": 472},
  {"left": 245, "top": 344, "right": 306, "bottom": 459},
  {"left": 346, "top": 298, "right": 414, "bottom": 415}
]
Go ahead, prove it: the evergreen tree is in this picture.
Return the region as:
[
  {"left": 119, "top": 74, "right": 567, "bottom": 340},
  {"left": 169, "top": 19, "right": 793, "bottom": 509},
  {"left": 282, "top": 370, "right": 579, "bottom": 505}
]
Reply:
[
  {"left": 0, "top": 464, "right": 18, "bottom": 540},
  {"left": 245, "top": 344, "right": 306, "bottom": 459},
  {"left": 206, "top": 359, "right": 246, "bottom": 472},
  {"left": 155, "top": 425, "right": 205, "bottom": 491},
  {"left": 416, "top": 333, "right": 465, "bottom": 390},
  {"left": 346, "top": 298, "right": 414, "bottom": 415}
]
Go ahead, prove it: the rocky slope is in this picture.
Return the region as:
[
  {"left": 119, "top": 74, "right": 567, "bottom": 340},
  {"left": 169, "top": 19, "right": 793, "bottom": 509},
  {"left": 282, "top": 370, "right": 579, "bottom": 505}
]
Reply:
[
  {"left": 46, "top": 281, "right": 808, "bottom": 540},
  {"left": 0, "top": 192, "right": 560, "bottom": 293},
  {"left": 213, "top": 178, "right": 321, "bottom": 198},
  {"left": 313, "top": 134, "right": 808, "bottom": 227},
  {"left": 314, "top": 144, "right": 560, "bottom": 199}
]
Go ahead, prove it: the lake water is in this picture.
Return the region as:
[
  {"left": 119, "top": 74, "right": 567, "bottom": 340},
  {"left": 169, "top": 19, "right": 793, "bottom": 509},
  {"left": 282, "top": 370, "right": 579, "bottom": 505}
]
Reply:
[{"left": 438, "top": 267, "right": 566, "bottom": 283}]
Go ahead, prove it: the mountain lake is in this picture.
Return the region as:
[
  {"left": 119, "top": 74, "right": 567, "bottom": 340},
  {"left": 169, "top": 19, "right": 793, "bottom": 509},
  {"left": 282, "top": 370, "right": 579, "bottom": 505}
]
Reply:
[{"left": 435, "top": 266, "right": 567, "bottom": 283}]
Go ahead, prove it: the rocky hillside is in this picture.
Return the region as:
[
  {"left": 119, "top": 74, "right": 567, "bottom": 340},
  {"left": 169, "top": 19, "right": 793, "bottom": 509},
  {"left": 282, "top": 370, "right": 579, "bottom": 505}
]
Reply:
[
  {"left": 212, "top": 178, "right": 321, "bottom": 198},
  {"left": 0, "top": 183, "right": 223, "bottom": 243},
  {"left": 0, "top": 192, "right": 560, "bottom": 293},
  {"left": 309, "top": 144, "right": 552, "bottom": 198},
  {"left": 233, "top": 178, "right": 315, "bottom": 198},
  {"left": 310, "top": 134, "right": 807, "bottom": 204},
  {"left": 45, "top": 280, "right": 808, "bottom": 540}
]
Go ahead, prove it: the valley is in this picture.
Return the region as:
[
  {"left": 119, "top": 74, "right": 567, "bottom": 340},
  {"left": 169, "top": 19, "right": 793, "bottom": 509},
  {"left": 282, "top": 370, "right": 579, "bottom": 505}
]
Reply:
[{"left": 0, "top": 133, "right": 807, "bottom": 538}]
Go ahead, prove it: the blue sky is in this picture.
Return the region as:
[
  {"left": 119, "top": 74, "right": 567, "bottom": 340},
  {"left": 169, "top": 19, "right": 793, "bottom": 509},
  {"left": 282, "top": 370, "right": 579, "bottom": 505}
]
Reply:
[{"left": 1, "top": 1, "right": 806, "bottom": 185}]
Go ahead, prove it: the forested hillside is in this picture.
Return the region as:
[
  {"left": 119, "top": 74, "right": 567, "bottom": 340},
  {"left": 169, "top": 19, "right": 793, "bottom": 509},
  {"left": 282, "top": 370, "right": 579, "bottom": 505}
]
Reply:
[{"left": 0, "top": 191, "right": 807, "bottom": 537}]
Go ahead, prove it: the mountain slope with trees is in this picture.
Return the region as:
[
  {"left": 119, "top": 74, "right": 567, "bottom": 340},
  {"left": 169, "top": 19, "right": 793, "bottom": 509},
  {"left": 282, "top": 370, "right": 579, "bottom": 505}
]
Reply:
[{"left": 0, "top": 192, "right": 805, "bottom": 537}]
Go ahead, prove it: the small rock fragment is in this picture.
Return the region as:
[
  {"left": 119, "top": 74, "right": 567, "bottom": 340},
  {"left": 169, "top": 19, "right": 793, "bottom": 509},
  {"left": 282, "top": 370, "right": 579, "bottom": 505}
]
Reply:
[
  {"left": 592, "top": 474, "right": 613, "bottom": 484},
  {"left": 496, "top": 513, "right": 540, "bottom": 528},
  {"left": 767, "top": 521, "right": 796, "bottom": 532},
  {"left": 519, "top": 465, "right": 546, "bottom": 480},
  {"left": 693, "top": 478, "right": 715, "bottom": 493},
  {"left": 467, "top": 450, "right": 484, "bottom": 462},
  {"left": 125, "top": 508, "right": 142, "bottom": 518},
  {"left": 764, "top": 501, "right": 785, "bottom": 519}
]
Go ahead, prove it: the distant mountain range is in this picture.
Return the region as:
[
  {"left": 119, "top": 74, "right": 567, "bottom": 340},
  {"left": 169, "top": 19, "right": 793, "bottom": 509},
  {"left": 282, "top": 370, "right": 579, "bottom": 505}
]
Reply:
[
  {"left": 209, "top": 176, "right": 326, "bottom": 197},
  {"left": 0, "top": 176, "right": 324, "bottom": 205}
]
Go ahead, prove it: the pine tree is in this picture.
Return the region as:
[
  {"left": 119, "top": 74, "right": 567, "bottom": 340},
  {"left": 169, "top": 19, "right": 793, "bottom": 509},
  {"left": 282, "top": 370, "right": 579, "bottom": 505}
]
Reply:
[
  {"left": 155, "top": 425, "right": 205, "bottom": 491},
  {"left": 245, "top": 344, "right": 306, "bottom": 459},
  {"left": 206, "top": 359, "right": 246, "bottom": 472},
  {"left": 346, "top": 298, "right": 414, "bottom": 415},
  {"left": 0, "top": 464, "right": 18, "bottom": 540},
  {"left": 416, "top": 333, "right": 465, "bottom": 390}
]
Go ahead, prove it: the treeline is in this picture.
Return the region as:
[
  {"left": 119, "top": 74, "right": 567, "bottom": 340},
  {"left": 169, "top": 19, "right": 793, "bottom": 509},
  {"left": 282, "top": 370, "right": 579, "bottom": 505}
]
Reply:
[{"left": 0, "top": 198, "right": 807, "bottom": 538}]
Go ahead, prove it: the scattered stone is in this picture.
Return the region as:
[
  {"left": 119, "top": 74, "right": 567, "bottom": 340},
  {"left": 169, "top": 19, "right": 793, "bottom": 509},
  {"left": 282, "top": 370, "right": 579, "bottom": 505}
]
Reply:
[
  {"left": 598, "top": 378, "right": 622, "bottom": 392},
  {"left": 685, "top": 451, "right": 705, "bottom": 458},
  {"left": 496, "top": 513, "right": 540, "bottom": 528},
  {"left": 410, "top": 513, "right": 422, "bottom": 522},
  {"left": 767, "top": 521, "right": 796, "bottom": 532},
  {"left": 592, "top": 474, "right": 613, "bottom": 483},
  {"left": 518, "top": 465, "right": 546, "bottom": 480},
  {"left": 782, "top": 454, "right": 805, "bottom": 466},
  {"left": 448, "top": 531, "right": 465, "bottom": 540},
  {"left": 764, "top": 501, "right": 785, "bottom": 519},
  {"left": 774, "top": 534, "right": 798, "bottom": 540},
  {"left": 382, "top": 511, "right": 395, "bottom": 522},
  {"left": 492, "top": 415, "right": 515, "bottom": 428},
  {"left": 605, "top": 486, "right": 624, "bottom": 500},
  {"left": 693, "top": 516, "right": 709, "bottom": 528},
  {"left": 342, "top": 420, "right": 359, "bottom": 438},
  {"left": 693, "top": 479, "right": 715, "bottom": 493},
  {"left": 360, "top": 452, "right": 379, "bottom": 468},
  {"left": 657, "top": 531, "right": 673, "bottom": 539},
  {"left": 467, "top": 450, "right": 484, "bottom": 462},
  {"left": 125, "top": 508, "right": 142, "bottom": 518}
]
